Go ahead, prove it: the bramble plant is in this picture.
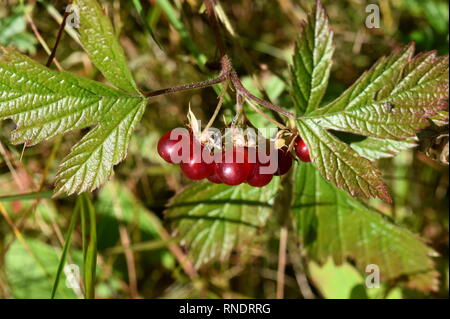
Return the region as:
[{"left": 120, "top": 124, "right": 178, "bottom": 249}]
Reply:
[{"left": 0, "top": 0, "right": 448, "bottom": 298}]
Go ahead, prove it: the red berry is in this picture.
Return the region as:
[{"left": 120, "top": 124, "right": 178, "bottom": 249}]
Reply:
[
  {"left": 207, "top": 171, "right": 223, "bottom": 184},
  {"left": 180, "top": 155, "right": 214, "bottom": 180},
  {"left": 295, "top": 137, "right": 311, "bottom": 162},
  {"left": 247, "top": 161, "right": 273, "bottom": 187},
  {"left": 214, "top": 147, "right": 255, "bottom": 186},
  {"left": 274, "top": 149, "right": 293, "bottom": 176},
  {"left": 157, "top": 129, "right": 193, "bottom": 163}
]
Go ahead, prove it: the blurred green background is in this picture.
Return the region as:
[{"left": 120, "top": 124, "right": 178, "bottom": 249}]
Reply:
[{"left": 0, "top": 0, "right": 448, "bottom": 299}]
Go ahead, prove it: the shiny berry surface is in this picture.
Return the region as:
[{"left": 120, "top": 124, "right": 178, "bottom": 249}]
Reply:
[
  {"left": 207, "top": 171, "right": 223, "bottom": 184},
  {"left": 274, "top": 149, "right": 293, "bottom": 176},
  {"left": 157, "top": 129, "right": 192, "bottom": 163},
  {"left": 214, "top": 148, "right": 255, "bottom": 186},
  {"left": 247, "top": 162, "right": 273, "bottom": 187},
  {"left": 180, "top": 155, "right": 214, "bottom": 180},
  {"left": 295, "top": 137, "right": 311, "bottom": 162}
]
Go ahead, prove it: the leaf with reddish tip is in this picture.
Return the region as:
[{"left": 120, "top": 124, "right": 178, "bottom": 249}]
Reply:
[{"left": 292, "top": 2, "right": 449, "bottom": 202}]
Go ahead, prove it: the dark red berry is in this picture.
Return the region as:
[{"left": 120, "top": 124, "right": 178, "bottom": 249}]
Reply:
[
  {"left": 207, "top": 171, "right": 223, "bottom": 184},
  {"left": 274, "top": 149, "right": 293, "bottom": 176},
  {"left": 214, "top": 147, "right": 255, "bottom": 186},
  {"left": 295, "top": 137, "right": 311, "bottom": 162},
  {"left": 247, "top": 162, "right": 273, "bottom": 187},
  {"left": 157, "top": 129, "right": 193, "bottom": 163},
  {"left": 180, "top": 155, "right": 214, "bottom": 180}
]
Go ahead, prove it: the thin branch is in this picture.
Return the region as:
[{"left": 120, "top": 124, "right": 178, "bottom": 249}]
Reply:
[
  {"left": 25, "top": 13, "right": 63, "bottom": 71},
  {"left": 229, "top": 70, "right": 295, "bottom": 119},
  {"left": 287, "top": 239, "right": 316, "bottom": 299},
  {"left": 46, "top": 1, "right": 73, "bottom": 67},
  {"left": 144, "top": 73, "right": 227, "bottom": 98},
  {"left": 203, "top": 80, "right": 229, "bottom": 133},
  {"left": 204, "top": 0, "right": 225, "bottom": 57},
  {"left": 246, "top": 98, "right": 288, "bottom": 130}
]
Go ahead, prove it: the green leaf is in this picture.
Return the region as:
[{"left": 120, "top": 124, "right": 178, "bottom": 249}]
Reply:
[
  {"left": 73, "top": 0, "right": 139, "bottom": 94},
  {"left": 429, "top": 110, "right": 449, "bottom": 126},
  {"left": 0, "top": 48, "right": 137, "bottom": 145},
  {"left": 291, "top": 1, "right": 334, "bottom": 115},
  {"left": 0, "top": 47, "right": 147, "bottom": 195},
  {"left": 349, "top": 137, "right": 417, "bottom": 161},
  {"left": 292, "top": 163, "right": 439, "bottom": 292},
  {"left": 291, "top": 3, "right": 448, "bottom": 201},
  {"left": 308, "top": 259, "right": 369, "bottom": 299},
  {"left": 0, "top": 6, "right": 36, "bottom": 54},
  {"left": 296, "top": 119, "right": 392, "bottom": 202},
  {"left": 54, "top": 98, "right": 145, "bottom": 195},
  {"left": 166, "top": 181, "right": 279, "bottom": 268},
  {"left": 51, "top": 207, "right": 79, "bottom": 299},
  {"left": 5, "top": 237, "right": 82, "bottom": 299},
  {"left": 79, "top": 193, "right": 97, "bottom": 299},
  {"left": 307, "top": 45, "right": 448, "bottom": 139}
]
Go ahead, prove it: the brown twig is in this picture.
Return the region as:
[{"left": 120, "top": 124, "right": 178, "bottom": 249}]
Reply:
[
  {"left": 144, "top": 73, "right": 227, "bottom": 97},
  {"left": 204, "top": 0, "right": 225, "bottom": 57},
  {"left": 46, "top": 1, "right": 73, "bottom": 67},
  {"left": 144, "top": 0, "right": 296, "bottom": 127},
  {"left": 287, "top": 238, "right": 316, "bottom": 299},
  {"left": 222, "top": 56, "right": 295, "bottom": 119},
  {"left": 25, "top": 13, "right": 63, "bottom": 71}
]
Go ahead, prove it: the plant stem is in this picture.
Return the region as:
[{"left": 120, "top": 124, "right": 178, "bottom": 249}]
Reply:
[
  {"left": 46, "top": 1, "right": 72, "bottom": 67},
  {"left": 204, "top": 0, "right": 226, "bottom": 57},
  {"left": 144, "top": 73, "right": 227, "bottom": 98},
  {"left": 229, "top": 70, "right": 295, "bottom": 119},
  {"left": 246, "top": 98, "right": 288, "bottom": 130},
  {"left": 203, "top": 81, "right": 229, "bottom": 133}
]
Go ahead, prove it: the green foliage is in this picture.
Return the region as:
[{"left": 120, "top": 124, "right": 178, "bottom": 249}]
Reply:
[
  {"left": 166, "top": 180, "right": 279, "bottom": 268},
  {"left": 0, "top": 0, "right": 148, "bottom": 195},
  {"left": 73, "top": 0, "right": 140, "bottom": 94},
  {"left": 292, "top": 163, "right": 439, "bottom": 291},
  {"left": 348, "top": 137, "right": 417, "bottom": 161},
  {"left": 291, "top": 1, "right": 334, "bottom": 115},
  {"left": 0, "top": 0, "right": 447, "bottom": 300},
  {"left": 5, "top": 237, "right": 82, "bottom": 299},
  {"left": 292, "top": 3, "right": 448, "bottom": 202},
  {"left": 166, "top": 1, "right": 447, "bottom": 291},
  {"left": 0, "top": 5, "right": 36, "bottom": 54},
  {"left": 79, "top": 193, "right": 97, "bottom": 299},
  {"left": 51, "top": 205, "right": 79, "bottom": 299}
]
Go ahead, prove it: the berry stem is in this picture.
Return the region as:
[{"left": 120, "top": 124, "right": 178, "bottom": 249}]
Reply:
[
  {"left": 202, "top": 80, "right": 229, "bottom": 133},
  {"left": 227, "top": 66, "right": 295, "bottom": 119},
  {"left": 245, "top": 98, "right": 288, "bottom": 130}
]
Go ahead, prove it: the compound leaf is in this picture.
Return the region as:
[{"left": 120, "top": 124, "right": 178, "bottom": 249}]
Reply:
[
  {"left": 0, "top": 47, "right": 147, "bottom": 195},
  {"left": 308, "top": 45, "right": 449, "bottom": 139},
  {"left": 292, "top": 1, "right": 449, "bottom": 201},
  {"left": 0, "top": 48, "right": 141, "bottom": 145}
]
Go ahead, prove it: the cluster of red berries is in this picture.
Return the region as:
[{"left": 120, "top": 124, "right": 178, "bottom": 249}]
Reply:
[{"left": 157, "top": 129, "right": 311, "bottom": 187}]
